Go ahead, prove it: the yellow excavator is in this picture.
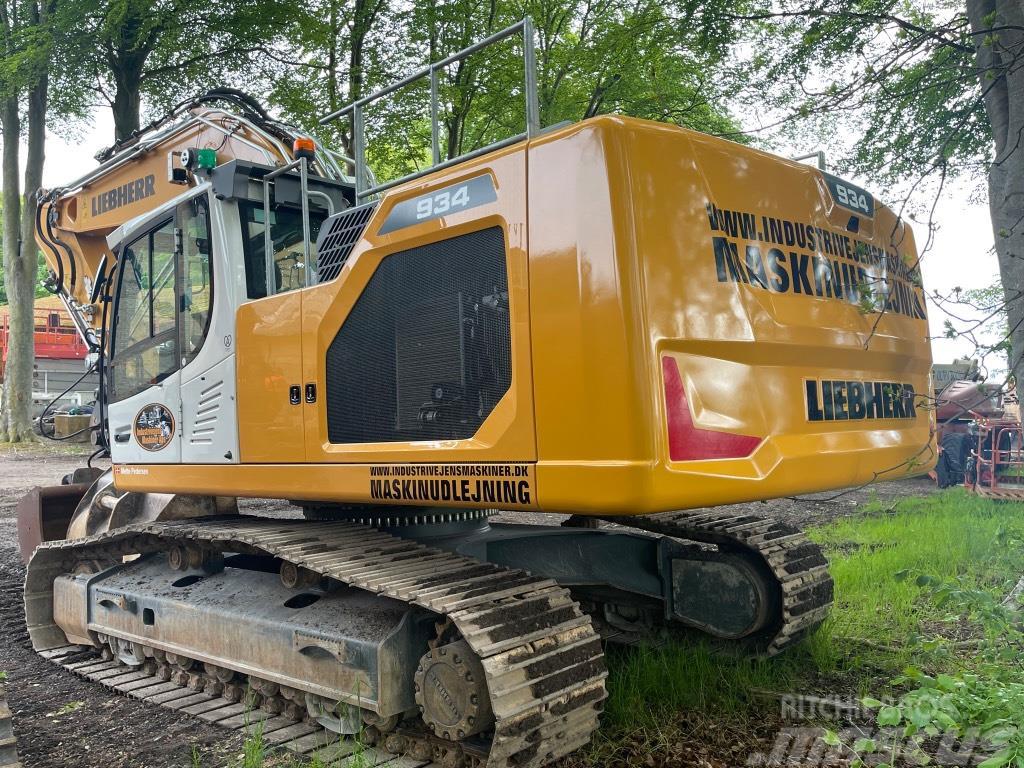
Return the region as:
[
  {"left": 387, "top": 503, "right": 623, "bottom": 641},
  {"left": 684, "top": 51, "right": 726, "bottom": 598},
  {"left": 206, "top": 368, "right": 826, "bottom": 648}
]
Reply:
[{"left": 16, "top": 21, "right": 934, "bottom": 768}]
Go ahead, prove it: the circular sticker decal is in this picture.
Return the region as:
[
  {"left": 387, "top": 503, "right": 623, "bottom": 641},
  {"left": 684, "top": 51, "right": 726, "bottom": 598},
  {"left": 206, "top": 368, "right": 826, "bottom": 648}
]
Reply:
[{"left": 134, "top": 404, "right": 175, "bottom": 452}]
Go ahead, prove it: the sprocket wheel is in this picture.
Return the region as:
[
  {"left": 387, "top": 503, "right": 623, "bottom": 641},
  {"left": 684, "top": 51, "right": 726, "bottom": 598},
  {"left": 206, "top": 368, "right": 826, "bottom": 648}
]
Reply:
[{"left": 414, "top": 640, "right": 494, "bottom": 741}]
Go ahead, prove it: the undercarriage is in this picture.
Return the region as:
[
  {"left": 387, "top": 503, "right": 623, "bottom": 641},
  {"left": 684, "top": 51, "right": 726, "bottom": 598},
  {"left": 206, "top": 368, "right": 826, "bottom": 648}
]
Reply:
[
  {"left": 0, "top": 681, "right": 17, "bottom": 768},
  {"left": 23, "top": 485, "right": 833, "bottom": 767}
]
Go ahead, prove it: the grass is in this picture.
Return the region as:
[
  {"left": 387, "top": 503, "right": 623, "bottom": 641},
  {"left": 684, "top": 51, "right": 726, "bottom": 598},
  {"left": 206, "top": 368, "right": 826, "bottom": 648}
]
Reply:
[
  {"left": 192, "top": 721, "right": 371, "bottom": 768},
  {"left": 602, "top": 642, "right": 801, "bottom": 730},
  {"left": 811, "top": 489, "right": 1024, "bottom": 652},
  {"left": 240, "top": 721, "right": 267, "bottom": 768},
  {"left": 589, "top": 487, "right": 1024, "bottom": 760}
]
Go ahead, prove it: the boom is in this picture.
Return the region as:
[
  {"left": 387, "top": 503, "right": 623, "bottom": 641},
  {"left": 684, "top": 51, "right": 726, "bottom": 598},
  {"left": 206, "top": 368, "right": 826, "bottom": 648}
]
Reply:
[{"left": 35, "top": 90, "right": 352, "bottom": 349}]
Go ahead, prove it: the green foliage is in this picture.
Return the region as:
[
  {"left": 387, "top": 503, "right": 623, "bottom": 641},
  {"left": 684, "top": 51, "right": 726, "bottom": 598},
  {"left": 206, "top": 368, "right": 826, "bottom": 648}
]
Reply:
[
  {"left": 959, "top": 281, "right": 1014, "bottom": 375},
  {"left": 837, "top": 561, "right": 1024, "bottom": 768},
  {"left": 46, "top": 700, "right": 85, "bottom": 717},
  {"left": 55, "top": 0, "right": 291, "bottom": 139},
  {"left": 266, "top": 0, "right": 753, "bottom": 186},
  {"left": 744, "top": 2, "right": 988, "bottom": 191},
  {"left": 240, "top": 721, "right": 267, "bottom": 768},
  {"left": 0, "top": 0, "right": 92, "bottom": 129},
  {"left": 810, "top": 490, "right": 1024, "bottom": 658}
]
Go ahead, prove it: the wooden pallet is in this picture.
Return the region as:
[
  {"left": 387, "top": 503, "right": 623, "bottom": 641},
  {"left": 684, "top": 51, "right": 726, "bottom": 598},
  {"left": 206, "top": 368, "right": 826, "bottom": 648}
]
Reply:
[{"left": 38, "top": 645, "right": 435, "bottom": 768}]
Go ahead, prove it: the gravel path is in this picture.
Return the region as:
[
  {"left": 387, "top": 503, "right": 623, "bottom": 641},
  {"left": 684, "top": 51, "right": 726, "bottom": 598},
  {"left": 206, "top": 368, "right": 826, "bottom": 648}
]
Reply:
[{"left": 0, "top": 448, "right": 241, "bottom": 768}]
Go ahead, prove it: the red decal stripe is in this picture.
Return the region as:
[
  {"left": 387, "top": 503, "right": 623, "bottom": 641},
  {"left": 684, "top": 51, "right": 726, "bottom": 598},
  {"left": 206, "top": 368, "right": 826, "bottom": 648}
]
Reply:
[{"left": 662, "top": 356, "right": 762, "bottom": 461}]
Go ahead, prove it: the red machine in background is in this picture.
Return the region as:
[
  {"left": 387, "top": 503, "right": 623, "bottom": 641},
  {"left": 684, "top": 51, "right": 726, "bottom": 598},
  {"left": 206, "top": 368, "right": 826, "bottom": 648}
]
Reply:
[
  {"left": 932, "top": 363, "right": 1023, "bottom": 498},
  {"left": 968, "top": 417, "right": 1024, "bottom": 500},
  {"left": 0, "top": 298, "right": 95, "bottom": 418},
  {"left": 0, "top": 305, "right": 89, "bottom": 365}
]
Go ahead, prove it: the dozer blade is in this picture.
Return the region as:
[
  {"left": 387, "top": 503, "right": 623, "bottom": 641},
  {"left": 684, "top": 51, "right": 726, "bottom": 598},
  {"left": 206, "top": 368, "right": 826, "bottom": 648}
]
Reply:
[{"left": 16, "top": 483, "right": 90, "bottom": 564}]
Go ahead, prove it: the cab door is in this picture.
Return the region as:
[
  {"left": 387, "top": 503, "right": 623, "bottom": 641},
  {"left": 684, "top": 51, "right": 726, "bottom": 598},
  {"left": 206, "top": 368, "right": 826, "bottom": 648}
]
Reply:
[
  {"left": 177, "top": 193, "right": 239, "bottom": 463},
  {"left": 107, "top": 189, "right": 232, "bottom": 464},
  {"left": 107, "top": 216, "right": 184, "bottom": 462},
  {"left": 234, "top": 199, "right": 310, "bottom": 463}
]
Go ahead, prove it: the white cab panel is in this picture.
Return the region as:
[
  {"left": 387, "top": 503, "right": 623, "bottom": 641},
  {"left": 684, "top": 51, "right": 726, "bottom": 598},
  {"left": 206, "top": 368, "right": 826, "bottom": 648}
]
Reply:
[
  {"left": 108, "top": 376, "right": 182, "bottom": 464},
  {"left": 180, "top": 355, "right": 239, "bottom": 462}
]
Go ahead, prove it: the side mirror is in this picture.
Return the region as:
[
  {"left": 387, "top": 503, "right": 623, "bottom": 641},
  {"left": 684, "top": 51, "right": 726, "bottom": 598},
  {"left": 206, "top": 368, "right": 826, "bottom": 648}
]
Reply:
[{"left": 90, "top": 254, "right": 109, "bottom": 304}]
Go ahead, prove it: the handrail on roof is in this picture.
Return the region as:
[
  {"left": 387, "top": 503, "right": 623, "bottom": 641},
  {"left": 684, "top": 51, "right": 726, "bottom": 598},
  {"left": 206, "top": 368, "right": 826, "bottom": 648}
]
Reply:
[{"left": 319, "top": 17, "right": 540, "bottom": 202}]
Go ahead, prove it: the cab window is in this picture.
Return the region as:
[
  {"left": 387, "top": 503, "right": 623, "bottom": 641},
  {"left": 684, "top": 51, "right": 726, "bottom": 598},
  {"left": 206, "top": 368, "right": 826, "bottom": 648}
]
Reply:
[
  {"left": 110, "top": 219, "right": 177, "bottom": 401},
  {"left": 109, "top": 196, "right": 215, "bottom": 402},
  {"left": 239, "top": 202, "right": 325, "bottom": 299},
  {"left": 180, "top": 197, "right": 213, "bottom": 366}
]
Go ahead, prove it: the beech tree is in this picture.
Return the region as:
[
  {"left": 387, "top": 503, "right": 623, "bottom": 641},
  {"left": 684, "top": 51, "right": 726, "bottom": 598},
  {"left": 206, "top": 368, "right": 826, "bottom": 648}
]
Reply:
[
  {"left": 0, "top": 0, "right": 90, "bottom": 441},
  {"left": 68, "top": 0, "right": 289, "bottom": 141},
  {"left": 0, "top": 0, "right": 49, "bottom": 441},
  {"left": 263, "top": 0, "right": 402, "bottom": 156},
  {"left": 268, "top": 0, "right": 751, "bottom": 182}
]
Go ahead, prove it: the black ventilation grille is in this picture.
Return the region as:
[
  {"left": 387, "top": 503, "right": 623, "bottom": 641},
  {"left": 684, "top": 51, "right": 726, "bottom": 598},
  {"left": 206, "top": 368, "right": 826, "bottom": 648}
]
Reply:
[
  {"left": 325, "top": 226, "right": 511, "bottom": 444},
  {"left": 316, "top": 201, "right": 379, "bottom": 283}
]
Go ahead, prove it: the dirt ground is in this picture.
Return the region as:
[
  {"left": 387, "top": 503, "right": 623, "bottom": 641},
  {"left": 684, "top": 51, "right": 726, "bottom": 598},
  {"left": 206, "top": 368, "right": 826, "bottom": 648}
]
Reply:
[
  {"left": 0, "top": 446, "right": 242, "bottom": 768},
  {"left": 0, "top": 445, "right": 936, "bottom": 768}
]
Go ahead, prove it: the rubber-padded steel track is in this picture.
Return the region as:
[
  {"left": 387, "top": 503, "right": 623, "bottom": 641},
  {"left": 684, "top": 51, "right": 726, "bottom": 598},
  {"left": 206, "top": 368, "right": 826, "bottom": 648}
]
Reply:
[
  {"left": 25, "top": 518, "right": 607, "bottom": 768},
  {"left": 603, "top": 510, "right": 833, "bottom": 654}
]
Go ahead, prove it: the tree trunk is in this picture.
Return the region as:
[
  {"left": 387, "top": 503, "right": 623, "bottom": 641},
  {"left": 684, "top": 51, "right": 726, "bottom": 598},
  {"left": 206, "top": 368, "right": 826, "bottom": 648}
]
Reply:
[
  {"left": 5, "top": 68, "right": 49, "bottom": 443},
  {"left": 111, "top": 65, "right": 143, "bottom": 140},
  {"left": 968, "top": 0, "right": 1024, "bottom": 387},
  {"left": 0, "top": 94, "right": 29, "bottom": 441}
]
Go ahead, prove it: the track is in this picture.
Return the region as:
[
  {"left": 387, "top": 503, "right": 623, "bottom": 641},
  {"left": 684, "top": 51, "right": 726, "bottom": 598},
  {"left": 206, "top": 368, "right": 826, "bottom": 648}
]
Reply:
[
  {"left": 605, "top": 509, "right": 834, "bottom": 654},
  {"left": 36, "top": 644, "right": 425, "bottom": 768},
  {"left": 0, "top": 682, "right": 19, "bottom": 768},
  {"left": 25, "top": 517, "right": 608, "bottom": 768}
]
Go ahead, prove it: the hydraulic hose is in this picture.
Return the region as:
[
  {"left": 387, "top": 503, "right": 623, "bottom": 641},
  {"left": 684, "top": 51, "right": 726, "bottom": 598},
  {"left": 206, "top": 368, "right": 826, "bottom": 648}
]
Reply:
[
  {"left": 36, "top": 360, "right": 98, "bottom": 441},
  {"left": 34, "top": 193, "right": 65, "bottom": 294},
  {"left": 45, "top": 205, "right": 77, "bottom": 292}
]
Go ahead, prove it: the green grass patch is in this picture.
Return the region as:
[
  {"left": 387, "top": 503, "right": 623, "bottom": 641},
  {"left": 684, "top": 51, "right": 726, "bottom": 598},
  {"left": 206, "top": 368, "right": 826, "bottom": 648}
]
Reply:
[
  {"left": 810, "top": 489, "right": 1024, "bottom": 653},
  {"left": 598, "top": 488, "right": 1024, "bottom": 742},
  {"left": 602, "top": 642, "right": 800, "bottom": 731}
]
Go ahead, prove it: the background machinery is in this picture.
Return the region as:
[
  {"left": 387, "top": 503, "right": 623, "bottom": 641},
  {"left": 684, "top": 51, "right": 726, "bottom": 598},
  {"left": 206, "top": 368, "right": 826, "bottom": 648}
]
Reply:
[
  {"left": 931, "top": 360, "right": 1022, "bottom": 494},
  {"left": 16, "top": 23, "right": 934, "bottom": 768}
]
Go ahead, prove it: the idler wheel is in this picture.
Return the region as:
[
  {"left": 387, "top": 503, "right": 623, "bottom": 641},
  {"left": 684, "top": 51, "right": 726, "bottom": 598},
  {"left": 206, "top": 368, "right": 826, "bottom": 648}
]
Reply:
[{"left": 414, "top": 640, "right": 493, "bottom": 741}]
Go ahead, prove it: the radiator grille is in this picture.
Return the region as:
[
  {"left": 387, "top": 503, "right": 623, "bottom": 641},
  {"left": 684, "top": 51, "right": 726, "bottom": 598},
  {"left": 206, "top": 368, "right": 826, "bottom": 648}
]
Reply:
[
  {"left": 316, "top": 201, "right": 378, "bottom": 283},
  {"left": 325, "top": 227, "right": 510, "bottom": 444}
]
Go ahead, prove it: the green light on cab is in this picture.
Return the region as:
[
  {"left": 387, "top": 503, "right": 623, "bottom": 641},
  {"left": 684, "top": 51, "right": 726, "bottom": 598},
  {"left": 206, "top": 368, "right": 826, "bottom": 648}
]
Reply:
[{"left": 196, "top": 148, "right": 217, "bottom": 170}]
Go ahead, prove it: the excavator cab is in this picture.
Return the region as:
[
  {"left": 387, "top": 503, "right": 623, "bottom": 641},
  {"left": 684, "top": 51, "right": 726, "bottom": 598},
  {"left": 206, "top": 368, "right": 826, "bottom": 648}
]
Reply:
[
  {"left": 18, "top": 91, "right": 359, "bottom": 554},
  {"left": 100, "top": 161, "right": 350, "bottom": 465}
]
